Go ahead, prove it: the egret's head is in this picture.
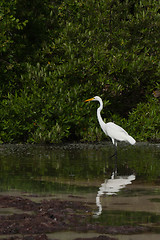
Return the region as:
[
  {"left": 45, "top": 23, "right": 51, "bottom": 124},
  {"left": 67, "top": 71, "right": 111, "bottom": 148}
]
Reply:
[{"left": 85, "top": 96, "right": 101, "bottom": 102}]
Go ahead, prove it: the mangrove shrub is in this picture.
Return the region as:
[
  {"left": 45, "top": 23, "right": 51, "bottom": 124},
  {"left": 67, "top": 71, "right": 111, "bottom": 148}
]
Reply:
[{"left": 0, "top": 0, "right": 160, "bottom": 143}]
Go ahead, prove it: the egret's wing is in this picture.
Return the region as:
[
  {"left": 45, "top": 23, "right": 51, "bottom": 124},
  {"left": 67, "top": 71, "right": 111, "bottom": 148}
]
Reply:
[
  {"left": 106, "top": 122, "right": 128, "bottom": 134},
  {"left": 105, "top": 122, "right": 129, "bottom": 141}
]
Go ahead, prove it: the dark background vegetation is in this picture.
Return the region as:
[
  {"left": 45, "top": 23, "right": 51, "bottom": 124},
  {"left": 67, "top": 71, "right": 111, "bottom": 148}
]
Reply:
[{"left": 0, "top": 0, "right": 160, "bottom": 143}]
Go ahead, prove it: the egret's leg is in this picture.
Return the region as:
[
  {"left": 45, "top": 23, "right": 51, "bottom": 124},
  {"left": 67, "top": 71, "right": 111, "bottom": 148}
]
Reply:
[
  {"left": 110, "top": 143, "right": 117, "bottom": 159},
  {"left": 114, "top": 145, "right": 117, "bottom": 177},
  {"left": 110, "top": 143, "right": 117, "bottom": 176},
  {"left": 104, "top": 158, "right": 107, "bottom": 175}
]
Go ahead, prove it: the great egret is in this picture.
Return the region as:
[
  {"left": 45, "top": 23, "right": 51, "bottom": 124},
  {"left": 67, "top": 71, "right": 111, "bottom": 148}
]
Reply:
[{"left": 85, "top": 96, "right": 136, "bottom": 155}]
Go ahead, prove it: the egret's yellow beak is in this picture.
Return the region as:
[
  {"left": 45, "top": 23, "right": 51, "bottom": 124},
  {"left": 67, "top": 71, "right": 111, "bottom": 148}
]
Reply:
[{"left": 84, "top": 97, "right": 94, "bottom": 102}]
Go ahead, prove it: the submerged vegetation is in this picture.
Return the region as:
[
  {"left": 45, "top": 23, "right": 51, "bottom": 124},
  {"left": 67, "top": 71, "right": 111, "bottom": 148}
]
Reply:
[{"left": 0, "top": 0, "right": 160, "bottom": 143}]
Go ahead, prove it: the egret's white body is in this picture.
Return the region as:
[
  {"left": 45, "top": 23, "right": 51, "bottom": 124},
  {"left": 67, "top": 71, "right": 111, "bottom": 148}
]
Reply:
[{"left": 85, "top": 96, "right": 136, "bottom": 146}]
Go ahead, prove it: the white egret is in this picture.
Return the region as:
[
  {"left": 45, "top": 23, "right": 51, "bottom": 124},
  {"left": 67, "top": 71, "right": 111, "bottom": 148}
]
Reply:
[{"left": 85, "top": 96, "right": 136, "bottom": 158}]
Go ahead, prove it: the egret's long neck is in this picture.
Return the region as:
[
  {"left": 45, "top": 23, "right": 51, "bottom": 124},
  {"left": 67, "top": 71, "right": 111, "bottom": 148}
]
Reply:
[{"left": 97, "top": 99, "right": 105, "bottom": 130}]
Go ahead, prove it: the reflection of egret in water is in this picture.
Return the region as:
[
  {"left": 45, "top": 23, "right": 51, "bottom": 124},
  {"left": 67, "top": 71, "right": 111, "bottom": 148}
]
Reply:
[{"left": 94, "top": 171, "right": 136, "bottom": 216}]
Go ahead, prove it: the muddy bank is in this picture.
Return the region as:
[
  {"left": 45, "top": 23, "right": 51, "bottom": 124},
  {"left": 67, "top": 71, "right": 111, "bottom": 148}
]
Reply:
[
  {"left": 0, "top": 196, "right": 148, "bottom": 240},
  {"left": 1, "top": 235, "right": 117, "bottom": 240}
]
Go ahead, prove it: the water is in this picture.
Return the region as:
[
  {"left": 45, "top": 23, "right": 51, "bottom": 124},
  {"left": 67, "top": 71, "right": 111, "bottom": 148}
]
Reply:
[{"left": 0, "top": 142, "right": 160, "bottom": 239}]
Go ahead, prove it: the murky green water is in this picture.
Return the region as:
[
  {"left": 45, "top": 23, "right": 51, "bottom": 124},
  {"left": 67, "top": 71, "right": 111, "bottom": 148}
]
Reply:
[{"left": 0, "top": 142, "right": 160, "bottom": 239}]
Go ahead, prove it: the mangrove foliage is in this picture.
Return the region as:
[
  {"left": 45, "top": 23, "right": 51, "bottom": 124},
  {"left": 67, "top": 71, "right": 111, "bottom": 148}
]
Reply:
[{"left": 0, "top": 0, "right": 160, "bottom": 143}]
